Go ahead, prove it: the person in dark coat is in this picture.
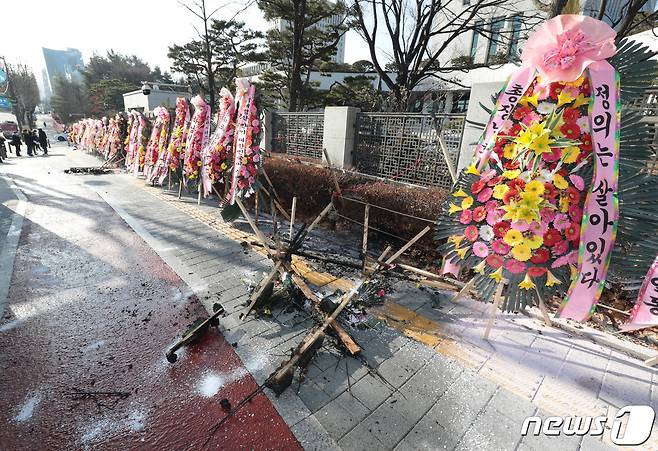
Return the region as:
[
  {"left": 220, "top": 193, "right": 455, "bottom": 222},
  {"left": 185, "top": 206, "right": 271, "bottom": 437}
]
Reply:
[
  {"left": 0, "top": 133, "right": 6, "bottom": 162},
  {"left": 37, "top": 129, "right": 48, "bottom": 154},
  {"left": 10, "top": 132, "right": 22, "bottom": 156},
  {"left": 22, "top": 130, "right": 35, "bottom": 156}
]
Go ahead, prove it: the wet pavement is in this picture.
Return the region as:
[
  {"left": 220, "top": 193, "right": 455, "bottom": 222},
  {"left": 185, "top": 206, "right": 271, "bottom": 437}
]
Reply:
[{"left": 0, "top": 148, "right": 300, "bottom": 449}]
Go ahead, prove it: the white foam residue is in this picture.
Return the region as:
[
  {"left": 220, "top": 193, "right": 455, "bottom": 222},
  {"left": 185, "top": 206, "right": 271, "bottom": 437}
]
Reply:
[
  {"left": 81, "top": 340, "right": 105, "bottom": 353},
  {"left": 196, "top": 367, "right": 249, "bottom": 398},
  {"left": 15, "top": 392, "right": 42, "bottom": 422},
  {"left": 0, "top": 319, "right": 22, "bottom": 333}
]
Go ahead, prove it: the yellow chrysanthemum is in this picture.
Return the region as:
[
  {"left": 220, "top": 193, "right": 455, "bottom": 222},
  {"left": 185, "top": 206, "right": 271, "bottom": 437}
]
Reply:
[
  {"left": 559, "top": 196, "right": 570, "bottom": 213},
  {"left": 448, "top": 203, "right": 462, "bottom": 215},
  {"left": 562, "top": 146, "right": 580, "bottom": 164},
  {"left": 518, "top": 191, "right": 542, "bottom": 209},
  {"left": 196, "top": 160, "right": 202, "bottom": 167},
  {"left": 461, "top": 196, "right": 474, "bottom": 209},
  {"left": 526, "top": 234, "right": 544, "bottom": 250},
  {"left": 553, "top": 173, "right": 569, "bottom": 190},
  {"left": 221, "top": 162, "right": 227, "bottom": 170},
  {"left": 466, "top": 164, "right": 480, "bottom": 176},
  {"left": 512, "top": 243, "right": 532, "bottom": 261},
  {"left": 504, "top": 229, "right": 524, "bottom": 246},
  {"left": 503, "top": 169, "right": 521, "bottom": 180},
  {"left": 524, "top": 180, "right": 545, "bottom": 197},
  {"left": 453, "top": 188, "right": 468, "bottom": 198},
  {"left": 490, "top": 267, "right": 504, "bottom": 282},
  {"left": 503, "top": 144, "right": 518, "bottom": 160},
  {"left": 493, "top": 184, "right": 510, "bottom": 200},
  {"left": 546, "top": 270, "right": 562, "bottom": 287},
  {"left": 519, "top": 273, "right": 536, "bottom": 290}
]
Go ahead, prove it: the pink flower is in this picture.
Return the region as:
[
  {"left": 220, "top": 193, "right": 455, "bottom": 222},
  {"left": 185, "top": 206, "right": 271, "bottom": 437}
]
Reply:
[
  {"left": 486, "top": 209, "right": 503, "bottom": 226},
  {"left": 465, "top": 225, "right": 479, "bottom": 242},
  {"left": 485, "top": 200, "right": 499, "bottom": 212},
  {"left": 569, "top": 205, "right": 583, "bottom": 222},
  {"left": 492, "top": 239, "right": 511, "bottom": 255},
  {"left": 521, "top": 111, "right": 542, "bottom": 126},
  {"left": 521, "top": 15, "right": 617, "bottom": 84},
  {"left": 540, "top": 207, "right": 556, "bottom": 223},
  {"left": 553, "top": 213, "right": 571, "bottom": 231},
  {"left": 481, "top": 169, "right": 497, "bottom": 181},
  {"left": 506, "top": 259, "right": 527, "bottom": 274},
  {"left": 460, "top": 209, "right": 473, "bottom": 225},
  {"left": 511, "top": 220, "right": 530, "bottom": 232},
  {"left": 569, "top": 174, "right": 585, "bottom": 191},
  {"left": 477, "top": 187, "right": 493, "bottom": 203},
  {"left": 473, "top": 241, "right": 489, "bottom": 258},
  {"left": 552, "top": 239, "right": 569, "bottom": 255},
  {"left": 529, "top": 221, "right": 543, "bottom": 235}
]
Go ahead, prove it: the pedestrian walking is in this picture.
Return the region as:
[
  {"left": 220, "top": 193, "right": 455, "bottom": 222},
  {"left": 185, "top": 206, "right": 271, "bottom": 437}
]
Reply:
[
  {"left": 38, "top": 128, "right": 49, "bottom": 154},
  {"left": 10, "top": 131, "right": 22, "bottom": 156},
  {"left": 0, "top": 133, "right": 6, "bottom": 162},
  {"left": 23, "top": 130, "right": 36, "bottom": 156}
]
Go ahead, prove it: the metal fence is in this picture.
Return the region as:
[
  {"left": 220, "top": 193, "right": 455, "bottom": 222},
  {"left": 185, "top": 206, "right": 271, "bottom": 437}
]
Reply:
[
  {"left": 352, "top": 113, "right": 465, "bottom": 189},
  {"left": 271, "top": 112, "right": 324, "bottom": 160}
]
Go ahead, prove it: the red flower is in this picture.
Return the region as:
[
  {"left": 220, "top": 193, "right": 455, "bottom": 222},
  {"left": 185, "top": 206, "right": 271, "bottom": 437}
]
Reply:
[
  {"left": 471, "top": 180, "right": 486, "bottom": 194},
  {"left": 377, "top": 289, "right": 386, "bottom": 298},
  {"left": 503, "top": 161, "right": 520, "bottom": 170},
  {"left": 544, "top": 182, "right": 558, "bottom": 200},
  {"left": 513, "top": 105, "right": 532, "bottom": 121},
  {"left": 580, "top": 133, "right": 593, "bottom": 152},
  {"left": 503, "top": 189, "right": 519, "bottom": 205},
  {"left": 506, "top": 259, "right": 527, "bottom": 274},
  {"left": 473, "top": 206, "right": 486, "bottom": 222},
  {"left": 541, "top": 147, "right": 561, "bottom": 163},
  {"left": 564, "top": 223, "right": 580, "bottom": 242},
  {"left": 563, "top": 108, "right": 581, "bottom": 122},
  {"left": 486, "top": 254, "right": 503, "bottom": 269},
  {"left": 566, "top": 186, "right": 581, "bottom": 204},
  {"left": 527, "top": 266, "right": 547, "bottom": 277},
  {"left": 465, "top": 225, "right": 479, "bottom": 241},
  {"left": 509, "top": 123, "right": 523, "bottom": 137},
  {"left": 507, "top": 178, "right": 525, "bottom": 191},
  {"left": 549, "top": 83, "right": 564, "bottom": 99},
  {"left": 460, "top": 209, "right": 473, "bottom": 225},
  {"left": 552, "top": 240, "right": 569, "bottom": 256},
  {"left": 560, "top": 122, "right": 581, "bottom": 140},
  {"left": 543, "top": 228, "right": 562, "bottom": 247},
  {"left": 487, "top": 176, "right": 503, "bottom": 187},
  {"left": 530, "top": 248, "right": 550, "bottom": 264},
  {"left": 493, "top": 221, "right": 511, "bottom": 238}
]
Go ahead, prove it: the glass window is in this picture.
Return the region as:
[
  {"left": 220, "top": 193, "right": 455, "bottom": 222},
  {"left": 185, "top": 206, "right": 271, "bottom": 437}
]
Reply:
[
  {"left": 486, "top": 17, "right": 505, "bottom": 63},
  {"left": 470, "top": 20, "right": 484, "bottom": 59},
  {"left": 463, "top": 0, "right": 470, "bottom": 5},
  {"left": 508, "top": 15, "right": 522, "bottom": 60}
]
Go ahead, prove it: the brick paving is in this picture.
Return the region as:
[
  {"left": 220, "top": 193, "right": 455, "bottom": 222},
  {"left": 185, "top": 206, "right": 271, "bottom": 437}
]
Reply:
[{"left": 4, "top": 145, "right": 658, "bottom": 450}]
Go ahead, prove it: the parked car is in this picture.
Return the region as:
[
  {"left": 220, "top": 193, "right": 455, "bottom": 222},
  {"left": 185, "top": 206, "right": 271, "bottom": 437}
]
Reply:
[
  {"left": 0, "top": 121, "right": 18, "bottom": 134},
  {"left": 54, "top": 132, "right": 68, "bottom": 142}
]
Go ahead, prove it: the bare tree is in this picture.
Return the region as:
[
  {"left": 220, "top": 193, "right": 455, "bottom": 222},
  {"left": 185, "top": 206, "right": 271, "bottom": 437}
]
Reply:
[
  {"left": 7, "top": 63, "right": 40, "bottom": 128},
  {"left": 351, "top": 0, "right": 544, "bottom": 111}
]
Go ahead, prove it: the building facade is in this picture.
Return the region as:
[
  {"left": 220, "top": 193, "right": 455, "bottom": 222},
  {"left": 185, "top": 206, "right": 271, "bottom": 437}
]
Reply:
[{"left": 42, "top": 47, "right": 83, "bottom": 96}]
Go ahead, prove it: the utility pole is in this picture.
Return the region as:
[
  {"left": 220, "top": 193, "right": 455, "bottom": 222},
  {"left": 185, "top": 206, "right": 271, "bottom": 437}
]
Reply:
[{"left": 0, "top": 56, "right": 23, "bottom": 129}]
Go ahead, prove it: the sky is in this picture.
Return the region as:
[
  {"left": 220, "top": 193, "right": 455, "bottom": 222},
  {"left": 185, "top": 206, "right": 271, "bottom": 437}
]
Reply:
[{"left": 1, "top": 0, "right": 373, "bottom": 90}]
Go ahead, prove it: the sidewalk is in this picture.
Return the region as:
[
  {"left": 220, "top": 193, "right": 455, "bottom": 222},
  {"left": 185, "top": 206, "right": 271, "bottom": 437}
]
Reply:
[{"left": 3, "top": 145, "right": 656, "bottom": 450}]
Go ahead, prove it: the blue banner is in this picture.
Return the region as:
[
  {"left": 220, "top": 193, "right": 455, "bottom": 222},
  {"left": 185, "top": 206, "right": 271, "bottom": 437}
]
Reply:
[
  {"left": 0, "top": 69, "right": 6, "bottom": 84},
  {"left": 0, "top": 96, "right": 12, "bottom": 109}
]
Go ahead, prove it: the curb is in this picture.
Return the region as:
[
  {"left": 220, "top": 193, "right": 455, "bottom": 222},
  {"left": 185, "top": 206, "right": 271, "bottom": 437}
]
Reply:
[{"left": 0, "top": 175, "right": 27, "bottom": 318}]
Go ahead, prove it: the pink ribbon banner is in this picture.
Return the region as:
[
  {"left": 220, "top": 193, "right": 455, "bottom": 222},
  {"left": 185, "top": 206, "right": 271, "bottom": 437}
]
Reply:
[
  {"left": 558, "top": 62, "right": 620, "bottom": 322},
  {"left": 474, "top": 65, "right": 535, "bottom": 171},
  {"left": 620, "top": 255, "right": 658, "bottom": 332},
  {"left": 201, "top": 95, "right": 235, "bottom": 198},
  {"left": 229, "top": 79, "right": 254, "bottom": 205}
]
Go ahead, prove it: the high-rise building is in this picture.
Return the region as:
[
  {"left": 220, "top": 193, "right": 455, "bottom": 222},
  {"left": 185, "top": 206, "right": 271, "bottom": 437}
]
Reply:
[{"left": 42, "top": 47, "right": 83, "bottom": 95}]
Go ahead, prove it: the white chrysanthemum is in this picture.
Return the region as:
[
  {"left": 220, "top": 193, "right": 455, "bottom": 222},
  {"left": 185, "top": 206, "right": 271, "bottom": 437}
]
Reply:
[
  {"left": 536, "top": 102, "right": 555, "bottom": 115},
  {"left": 479, "top": 225, "right": 494, "bottom": 241}
]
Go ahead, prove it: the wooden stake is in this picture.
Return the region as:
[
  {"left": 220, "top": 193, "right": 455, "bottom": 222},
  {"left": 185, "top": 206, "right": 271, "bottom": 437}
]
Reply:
[
  {"left": 234, "top": 197, "right": 274, "bottom": 254},
  {"left": 450, "top": 277, "right": 476, "bottom": 303},
  {"left": 177, "top": 179, "right": 183, "bottom": 199},
  {"left": 437, "top": 135, "right": 457, "bottom": 184},
  {"left": 361, "top": 204, "right": 370, "bottom": 273},
  {"left": 384, "top": 226, "right": 431, "bottom": 265},
  {"left": 534, "top": 286, "right": 553, "bottom": 327},
  {"left": 254, "top": 191, "right": 259, "bottom": 227},
  {"left": 322, "top": 148, "right": 342, "bottom": 197},
  {"left": 168, "top": 170, "right": 172, "bottom": 190},
  {"left": 307, "top": 202, "right": 334, "bottom": 235},
  {"left": 289, "top": 196, "right": 297, "bottom": 240},
  {"left": 483, "top": 281, "right": 505, "bottom": 340},
  {"left": 271, "top": 197, "right": 277, "bottom": 236},
  {"left": 197, "top": 183, "right": 202, "bottom": 205},
  {"left": 645, "top": 355, "right": 658, "bottom": 367},
  {"left": 241, "top": 262, "right": 283, "bottom": 320}
]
